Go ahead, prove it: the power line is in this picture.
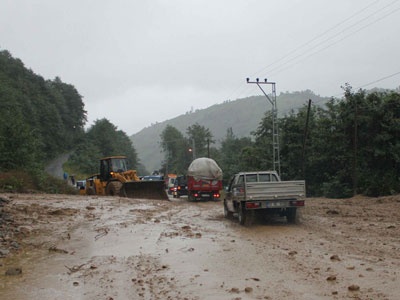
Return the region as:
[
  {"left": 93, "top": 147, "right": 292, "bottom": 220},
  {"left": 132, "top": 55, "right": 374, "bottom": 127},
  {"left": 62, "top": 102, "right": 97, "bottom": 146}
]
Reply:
[
  {"left": 357, "top": 70, "right": 400, "bottom": 89},
  {"left": 266, "top": 0, "right": 400, "bottom": 76},
  {"left": 323, "top": 70, "right": 400, "bottom": 99},
  {"left": 252, "top": 0, "right": 384, "bottom": 77},
  {"left": 225, "top": 0, "right": 400, "bottom": 104},
  {"left": 280, "top": 69, "right": 400, "bottom": 112}
]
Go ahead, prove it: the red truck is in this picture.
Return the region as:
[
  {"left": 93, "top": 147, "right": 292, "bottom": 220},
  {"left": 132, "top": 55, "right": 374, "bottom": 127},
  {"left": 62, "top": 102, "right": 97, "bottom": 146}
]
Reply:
[{"left": 187, "top": 157, "right": 223, "bottom": 201}]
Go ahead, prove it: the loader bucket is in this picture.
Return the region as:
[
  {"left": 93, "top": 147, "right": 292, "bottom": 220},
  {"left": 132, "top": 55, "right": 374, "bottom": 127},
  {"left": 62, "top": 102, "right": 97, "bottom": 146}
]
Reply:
[{"left": 121, "top": 181, "right": 169, "bottom": 200}]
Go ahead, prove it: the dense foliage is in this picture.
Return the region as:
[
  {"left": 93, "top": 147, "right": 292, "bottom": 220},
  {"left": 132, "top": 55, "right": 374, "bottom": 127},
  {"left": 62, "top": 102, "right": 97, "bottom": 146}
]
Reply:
[
  {"left": 67, "top": 118, "right": 145, "bottom": 177},
  {"left": 159, "top": 123, "right": 217, "bottom": 175},
  {"left": 0, "top": 50, "right": 143, "bottom": 191},
  {"left": 160, "top": 88, "right": 400, "bottom": 197},
  {"left": 254, "top": 88, "right": 400, "bottom": 197},
  {"left": 0, "top": 50, "right": 86, "bottom": 171}
]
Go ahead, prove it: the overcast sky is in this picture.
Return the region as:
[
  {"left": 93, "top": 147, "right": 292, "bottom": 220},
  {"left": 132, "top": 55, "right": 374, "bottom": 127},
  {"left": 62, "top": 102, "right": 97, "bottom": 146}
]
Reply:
[{"left": 1, "top": 0, "right": 399, "bottom": 135}]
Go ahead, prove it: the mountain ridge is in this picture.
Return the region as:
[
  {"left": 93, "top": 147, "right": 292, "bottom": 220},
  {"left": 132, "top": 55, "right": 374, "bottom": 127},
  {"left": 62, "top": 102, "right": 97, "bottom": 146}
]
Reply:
[{"left": 131, "top": 90, "right": 331, "bottom": 173}]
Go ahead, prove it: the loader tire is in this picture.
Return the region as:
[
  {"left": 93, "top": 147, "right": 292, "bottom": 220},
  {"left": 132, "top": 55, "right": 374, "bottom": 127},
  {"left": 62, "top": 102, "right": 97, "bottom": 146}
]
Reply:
[
  {"left": 106, "top": 181, "right": 123, "bottom": 196},
  {"left": 87, "top": 187, "right": 96, "bottom": 195}
]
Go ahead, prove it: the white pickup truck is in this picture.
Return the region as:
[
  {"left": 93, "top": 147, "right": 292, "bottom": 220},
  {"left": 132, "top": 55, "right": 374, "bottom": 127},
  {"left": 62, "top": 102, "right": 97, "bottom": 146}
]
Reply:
[{"left": 224, "top": 171, "right": 306, "bottom": 225}]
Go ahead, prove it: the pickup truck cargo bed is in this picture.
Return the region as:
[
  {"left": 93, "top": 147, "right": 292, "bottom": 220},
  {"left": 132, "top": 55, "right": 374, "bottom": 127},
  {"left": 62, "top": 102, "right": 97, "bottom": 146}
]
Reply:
[{"left": 224, "top": 171, "right": 306, "bottom": 225}]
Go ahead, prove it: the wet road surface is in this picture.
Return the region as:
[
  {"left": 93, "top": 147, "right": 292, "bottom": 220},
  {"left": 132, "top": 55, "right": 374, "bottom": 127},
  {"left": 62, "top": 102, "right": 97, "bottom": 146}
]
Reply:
[{"left": 1, "top": 193, "right": 399, "bottom": 299}]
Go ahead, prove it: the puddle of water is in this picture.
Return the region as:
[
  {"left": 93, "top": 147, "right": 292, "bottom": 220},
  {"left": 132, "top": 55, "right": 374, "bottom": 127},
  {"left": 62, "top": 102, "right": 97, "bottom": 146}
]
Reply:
[{"left": 91, "top": 224, "right": 166, "bottom": 257}]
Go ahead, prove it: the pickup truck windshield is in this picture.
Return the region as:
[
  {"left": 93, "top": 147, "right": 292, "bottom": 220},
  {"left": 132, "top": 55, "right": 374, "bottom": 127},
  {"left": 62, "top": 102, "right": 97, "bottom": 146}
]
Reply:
[
  {"left": 259, "top": 173, "right": 279, "bottom": 182},
  {"left": 246, "top": 174, "right": 258, "bottom": 182},
  {"left": 232, "top": 172, "right": 279, "bottom": 187},
  {"left": 244, "top": 173, "right": 279, "bottom": 182}
]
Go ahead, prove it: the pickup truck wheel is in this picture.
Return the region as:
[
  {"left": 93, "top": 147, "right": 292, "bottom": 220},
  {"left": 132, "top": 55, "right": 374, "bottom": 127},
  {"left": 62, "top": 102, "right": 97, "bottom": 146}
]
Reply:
[
  {"left": 223, "top": 200, "right": 233, "bottom": 219},
  {"left": 286, "top": 208, "right": 298, "bottom": 224},
  {"left": 238, "top": 205, "right": 247, "bottom": 225},
  {"left": 239, "top": 205, "right": 255, "bottom": 226}
]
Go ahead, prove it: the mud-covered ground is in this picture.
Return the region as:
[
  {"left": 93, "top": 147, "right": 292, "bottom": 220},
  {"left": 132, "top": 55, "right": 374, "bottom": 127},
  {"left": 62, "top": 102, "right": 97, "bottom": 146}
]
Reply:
[{"left": 0, "top": 193, "right": 399, "bottom": 300}]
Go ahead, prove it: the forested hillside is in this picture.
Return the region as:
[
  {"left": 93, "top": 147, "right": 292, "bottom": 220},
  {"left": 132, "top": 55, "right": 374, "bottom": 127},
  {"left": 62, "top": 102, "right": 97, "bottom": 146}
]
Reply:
[
  {"left": 131, "top": 91, "right": 330, "bottom": 173},
  {"left": 0, "top": 50, "right": 87, "bottom": 171},
  {"left": 135, "top": 87, "right": 400, "bottom": 198},
  {"left": 0, "top": 50, "right": 142, "bottom": 191}
]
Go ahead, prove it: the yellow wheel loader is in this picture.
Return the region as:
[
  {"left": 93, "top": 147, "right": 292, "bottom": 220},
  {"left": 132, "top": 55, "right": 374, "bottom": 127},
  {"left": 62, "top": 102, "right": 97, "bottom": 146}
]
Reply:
[{"left": 85, "top": 156, "right": 168, "bottom": 200}]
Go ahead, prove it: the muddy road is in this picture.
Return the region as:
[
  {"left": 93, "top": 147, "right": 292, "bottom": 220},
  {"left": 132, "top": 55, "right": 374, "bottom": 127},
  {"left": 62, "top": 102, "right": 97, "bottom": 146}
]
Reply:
[{"left": 0, "top": 193, "right": 399, "bottom": 299}]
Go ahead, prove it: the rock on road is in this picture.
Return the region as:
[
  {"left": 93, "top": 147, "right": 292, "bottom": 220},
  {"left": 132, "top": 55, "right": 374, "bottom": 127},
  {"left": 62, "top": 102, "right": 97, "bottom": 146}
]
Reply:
[{"left": 0, "top": 193, "right": 399, "bottom": 299}]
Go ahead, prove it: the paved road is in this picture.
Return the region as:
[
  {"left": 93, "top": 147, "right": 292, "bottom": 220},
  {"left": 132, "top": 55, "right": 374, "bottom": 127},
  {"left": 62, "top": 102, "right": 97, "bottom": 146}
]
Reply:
[{"left": 44, "top": 153, "right": 70, "bottom": 179}]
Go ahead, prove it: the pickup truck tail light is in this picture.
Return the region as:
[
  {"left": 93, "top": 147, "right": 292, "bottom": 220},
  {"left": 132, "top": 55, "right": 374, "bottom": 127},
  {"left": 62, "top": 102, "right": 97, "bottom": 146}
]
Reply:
[
  {"left": 290, "top": 200, "right": 305, "bottom": 207},
  {"left": 246, "top": 202, "right": 261, "bottom": 209}
]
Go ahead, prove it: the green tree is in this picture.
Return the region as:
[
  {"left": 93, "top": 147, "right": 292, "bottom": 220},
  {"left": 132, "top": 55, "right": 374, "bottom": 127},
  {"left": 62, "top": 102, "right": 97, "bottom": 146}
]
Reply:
[
  {"left": 186, "top": 123, "right": 214, "bottom": 158},
  {"left": 86, "top": 118, "right": 139, "bottom": 168},
  {"left": 276, "top": 87, "right": 400, "bottom": 197},
  {"left": 0, "top": 50, "right": 87, "bottom": 171},
  {"left": 218, "top": 128, "right": 253, "bottom": 182},
  {"left": 47, "top": 77, "right": 87, "bottom": 147},
  {"left": 250, "top": 111, "right": 275, "bottom": 170},
  {"left": 68, "top": 118, "right": 142, "bottom": 176},
  {"left": 160, "top": 125, "right": 191, "bottom": 174},
  {"left": 0, "top": 49, "right": 87, "bottom": 169},
  {"left": 0, "top": 107, "right": 41, "bottom": 171},
  {"left": 353, "top": 90, "right": 400, "bottom": 196}
]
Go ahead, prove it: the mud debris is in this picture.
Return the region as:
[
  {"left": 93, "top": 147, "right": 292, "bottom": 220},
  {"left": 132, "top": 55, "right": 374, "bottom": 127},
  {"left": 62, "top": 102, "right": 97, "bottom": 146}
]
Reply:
[
  {"left": 330, "top": 254, "right": 341, "bottom": 261},
  {"left": 326, "top": 275, "right": 337, "bottom": 281},
  {"left": 94, "top": 228, "right": 109, "bottom": 240},
  {"left": 348, "top": 284, "right": 360, "bottom": 291},
  {"left": 48, "top": 245, "right": 68, "bottom": 254},
  {"left": 229, "top": 287, "right": 240, "bottom": 293},
  {"left": 0, "top": 193, "right": 399, "bottom": 299},
  {"left": 5, "top": 267, "right": 22, "bottom": 276},
  {"left": 65, "top": 264, "right": 86, "bottom": 273}
]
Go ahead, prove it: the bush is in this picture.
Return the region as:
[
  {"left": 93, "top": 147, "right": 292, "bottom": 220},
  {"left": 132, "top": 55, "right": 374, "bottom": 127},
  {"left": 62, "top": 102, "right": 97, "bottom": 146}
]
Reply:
[
  {"left": 322, "top": 179, "right": 353, "bottom": 198},
  {"left": 0, "top": 170, "right": 78, "bottom": 194},
  {"left": 0, "top": 170, "right": 34, "bottom": 192}
]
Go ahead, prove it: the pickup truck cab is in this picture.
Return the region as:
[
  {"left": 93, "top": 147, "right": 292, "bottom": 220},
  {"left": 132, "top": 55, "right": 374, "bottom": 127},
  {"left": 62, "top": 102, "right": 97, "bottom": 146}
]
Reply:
[{"left": 224, "top": 171, "right": 305, "bottom": 225}]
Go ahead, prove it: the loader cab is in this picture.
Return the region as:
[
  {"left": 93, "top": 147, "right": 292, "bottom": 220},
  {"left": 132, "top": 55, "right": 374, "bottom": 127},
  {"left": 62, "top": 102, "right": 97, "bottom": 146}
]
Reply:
[{"left": 99, "top": 156, "right": 128, "bottom": 181}]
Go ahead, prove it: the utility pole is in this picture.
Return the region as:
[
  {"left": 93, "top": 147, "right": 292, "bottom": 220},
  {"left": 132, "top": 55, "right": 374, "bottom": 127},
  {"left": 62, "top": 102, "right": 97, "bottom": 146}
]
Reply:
[
  {"left": 189, "top": 139, "right": 196, "bottom": 160},
  {"left": 246, "top": 78, "right": 281, "bottom": 175},
  {"left": 302, "top": 99, "right": 312, "bottom": 178},
  {"left": 353, "top": 98, "right": 358, "bottom": 196}
]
